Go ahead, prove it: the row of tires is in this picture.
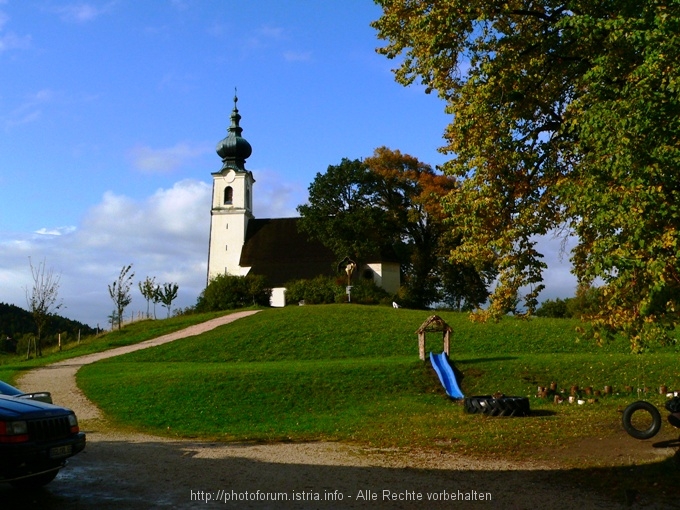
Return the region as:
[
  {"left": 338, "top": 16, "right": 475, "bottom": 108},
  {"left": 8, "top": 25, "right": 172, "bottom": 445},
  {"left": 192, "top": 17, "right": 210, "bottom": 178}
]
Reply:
[
  {"left": 463, "top": 395, "right": 531, "bottom": 417},
  {"left": 459, "top": 393, "right": 680, "bottom": 439}
]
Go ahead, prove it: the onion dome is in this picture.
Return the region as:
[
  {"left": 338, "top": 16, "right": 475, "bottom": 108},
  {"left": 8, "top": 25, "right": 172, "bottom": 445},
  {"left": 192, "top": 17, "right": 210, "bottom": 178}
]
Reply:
[{"left": 216, "top": 93, "right": 252, "bottom": 171}]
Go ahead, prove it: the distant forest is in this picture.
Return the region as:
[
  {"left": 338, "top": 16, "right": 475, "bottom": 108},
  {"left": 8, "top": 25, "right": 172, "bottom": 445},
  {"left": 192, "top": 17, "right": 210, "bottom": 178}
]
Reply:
[{"left": 0, "top": 302, "right": 97, "bottom": 353}]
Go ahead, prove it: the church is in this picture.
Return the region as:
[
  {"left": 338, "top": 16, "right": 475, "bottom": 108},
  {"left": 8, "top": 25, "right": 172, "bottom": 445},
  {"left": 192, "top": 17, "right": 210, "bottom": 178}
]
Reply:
[{"left": 206, "top": 96, "right": 401, "bottom": 307}]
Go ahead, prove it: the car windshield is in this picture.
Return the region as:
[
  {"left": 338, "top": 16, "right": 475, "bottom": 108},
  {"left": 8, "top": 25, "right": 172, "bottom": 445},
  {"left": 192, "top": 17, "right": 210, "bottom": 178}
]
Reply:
[{"left": 0, "top": 380, "right": 23, "bottom": 396}]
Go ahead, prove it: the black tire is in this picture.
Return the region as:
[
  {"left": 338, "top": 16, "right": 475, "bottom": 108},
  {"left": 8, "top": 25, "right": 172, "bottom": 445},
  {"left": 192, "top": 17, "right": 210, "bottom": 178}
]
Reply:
[
  {"left": 622, "top": 401, "right": 662, "bottom": 440},
  {"left": 664, "top": 396, "right": 680, "bottom": 413},
  {"left": 464, "top": 395, "right": 530, "bottom": 417},
  {"left": 9, "top": 469, "right": 59, "bottom": 489}
]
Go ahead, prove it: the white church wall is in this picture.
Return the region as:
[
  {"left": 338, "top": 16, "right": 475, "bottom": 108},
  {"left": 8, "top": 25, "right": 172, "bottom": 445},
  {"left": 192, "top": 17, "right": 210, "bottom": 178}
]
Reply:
[
  {"left": 365, "top": 262, "right": 400, "bottom": 295},
  {"left": 207, "top": 211, "right": 250, "bottom": 281}
]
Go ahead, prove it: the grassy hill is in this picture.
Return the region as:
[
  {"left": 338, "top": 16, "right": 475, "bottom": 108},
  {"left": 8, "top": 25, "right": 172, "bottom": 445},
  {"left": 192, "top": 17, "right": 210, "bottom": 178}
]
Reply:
[
  {"left": 0, "top": 310, "right": 230, "bottom": 382},
  {"left": 75, "top": 305, "right": 679, "bottom": 459}
]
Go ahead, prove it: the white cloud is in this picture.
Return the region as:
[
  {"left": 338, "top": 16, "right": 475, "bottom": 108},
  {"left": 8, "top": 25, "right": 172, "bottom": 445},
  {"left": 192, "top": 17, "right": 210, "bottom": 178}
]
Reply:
[
  {"left": 283, "top": 51, "right": 312, "bottom": 63},
  {"left": 3, "top": 89, "right": 55, "bottom": 128},
  {"left": 252, "top": 169, "right": 306, "bottom": 219},
  {"left": 243, "top": 24, "right": 286, "bottom": 51},
  {"left": 529, "top": 232, "right": 579, "bottom": 303},
  {"left": 206, "top": 22, "right": 227, "bottom": 38},
  {"left": 0, "top": 10, "right": 31, "bottom": 53},
  {"left": 80, "top": 180, "right": 210, "bottom": 253},
  {"left": 53, "top": 2, "right": 115, "bottom": 23},
  {"left": 127, "top": 142, "right": 210, "bottom": 174},
  {"left": 169, "top": 0, "right": 190, "bottom": 10},
  {"left": 257, "top": 25, "right": 284, "bottom": 40},
  {"left": 34, "top": 226, "right": 77, "bottom": 236},
  {"left": 0, "top": 180, "right": 211, "bottom": 327},
  {"left": 0, "top": 171, "right": 309, "bottom": 326},
  {"left": 457, "top": 230, "right": 579, "bottom": 310}
]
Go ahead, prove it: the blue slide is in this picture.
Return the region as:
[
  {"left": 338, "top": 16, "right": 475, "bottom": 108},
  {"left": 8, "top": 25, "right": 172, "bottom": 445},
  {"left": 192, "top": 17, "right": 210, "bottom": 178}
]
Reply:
[{"left": 430, "top": 352, "right": 464, "bottom": 399}]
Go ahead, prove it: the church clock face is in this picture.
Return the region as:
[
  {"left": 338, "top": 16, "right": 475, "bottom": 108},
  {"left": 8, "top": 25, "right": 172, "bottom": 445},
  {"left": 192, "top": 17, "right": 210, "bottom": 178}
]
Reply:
[{"left": 225, "top": 170, "right": 236, "bottom": 183}]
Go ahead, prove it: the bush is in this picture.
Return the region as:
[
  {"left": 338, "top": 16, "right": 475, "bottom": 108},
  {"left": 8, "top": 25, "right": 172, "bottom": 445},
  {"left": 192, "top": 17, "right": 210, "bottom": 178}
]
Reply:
[
  {"left": 284, "top": 276, "right": 392, "bottom": 306},
  {"left": 566, "top": 285, "right": 603, "bottom": 318},
  {"left": 196, "top": 274, "right": 271, "bottom": 312},
  {"left": 536, "top": 298, "right": 570, "bottom": 318},
  {"left": 346, "top": 278, "right": 391, "bottom": 305},
  {"left": 536, "top": 286, "right": 604, "bottom": 319},
  {"left": 285, "top": 276, "right": 341, "bottom": 305}
]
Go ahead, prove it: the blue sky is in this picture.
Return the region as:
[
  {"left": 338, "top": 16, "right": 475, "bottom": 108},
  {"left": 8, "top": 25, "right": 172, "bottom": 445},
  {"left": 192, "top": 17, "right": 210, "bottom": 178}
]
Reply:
[{"left": 0, "top": 0, "right": 576, "bottom": 327}]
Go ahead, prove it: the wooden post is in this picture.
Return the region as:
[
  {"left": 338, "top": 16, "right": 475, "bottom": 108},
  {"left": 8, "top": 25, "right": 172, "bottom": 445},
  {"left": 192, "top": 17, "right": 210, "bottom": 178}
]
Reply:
[
  {"left": 418, "top": 333, "right": 425, "bottom": 360},
  {"left": 443, "top": 330, "right": 450, "bottom": 357}
]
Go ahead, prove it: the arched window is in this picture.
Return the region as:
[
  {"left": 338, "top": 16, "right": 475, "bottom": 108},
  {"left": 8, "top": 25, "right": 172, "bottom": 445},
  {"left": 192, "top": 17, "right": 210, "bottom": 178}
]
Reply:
[
  {"left": 245, "top": 188, "right": 251, "bottom": 209},
  {"left": 224, "top": 186, "right": 233, "bottom": 204}
]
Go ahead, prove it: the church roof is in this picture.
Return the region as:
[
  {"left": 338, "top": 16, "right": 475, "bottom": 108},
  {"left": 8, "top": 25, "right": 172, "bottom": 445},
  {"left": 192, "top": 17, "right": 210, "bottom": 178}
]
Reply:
[
  {"left": 240, "top": 217, "right": 402, "bottom": 288},
  {"left": 239, "top": 218, "right": 337, "bottom": 287}
]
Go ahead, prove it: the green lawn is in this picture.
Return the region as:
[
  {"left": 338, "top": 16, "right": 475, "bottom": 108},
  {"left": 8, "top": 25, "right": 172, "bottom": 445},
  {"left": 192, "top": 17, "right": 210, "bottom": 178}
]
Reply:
[
  {"left": 1, "top": 304, "right": 675, "bottom": 504},
  {"left": 0, "top": 310, "right": 231, "bottom": 384},
  {"left": 75, "top": 305, "right": 679, "bottom": 458}
]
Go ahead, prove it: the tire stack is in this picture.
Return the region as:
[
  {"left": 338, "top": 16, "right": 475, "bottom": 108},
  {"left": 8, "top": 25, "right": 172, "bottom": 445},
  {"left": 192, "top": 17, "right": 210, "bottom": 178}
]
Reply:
[{"left": 463, "top": 395, "right": 531, "bottom": 417}]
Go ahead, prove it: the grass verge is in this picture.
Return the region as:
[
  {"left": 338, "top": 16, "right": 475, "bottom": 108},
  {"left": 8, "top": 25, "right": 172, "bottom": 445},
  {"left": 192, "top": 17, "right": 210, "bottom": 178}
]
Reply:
[{"left": 0, "top": 310, "right": 233, "bottom": 385}]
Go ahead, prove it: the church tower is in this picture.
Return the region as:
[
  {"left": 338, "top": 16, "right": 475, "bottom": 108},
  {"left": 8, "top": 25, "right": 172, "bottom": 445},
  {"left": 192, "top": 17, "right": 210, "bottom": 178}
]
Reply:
[{"left": 207, "top": 94, "right": 255, "bottom": 282}]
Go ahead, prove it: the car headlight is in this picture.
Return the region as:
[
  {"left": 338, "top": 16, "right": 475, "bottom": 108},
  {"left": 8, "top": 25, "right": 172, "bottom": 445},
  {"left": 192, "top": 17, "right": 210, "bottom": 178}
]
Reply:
[
  {"left": 67, "top": 413, "right": 79, "bottom": 433},
  {"left": 0, "top": 420, "right": 29, "bottom": 442},
  {"left": 10, "top": 421, "right": 27, "bottom": 435}
]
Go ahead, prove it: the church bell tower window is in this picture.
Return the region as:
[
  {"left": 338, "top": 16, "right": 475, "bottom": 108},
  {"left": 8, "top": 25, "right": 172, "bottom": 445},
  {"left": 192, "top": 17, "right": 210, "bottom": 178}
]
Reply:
[{"left": 224, "top": 186, "right": 233, "bottom": 204}]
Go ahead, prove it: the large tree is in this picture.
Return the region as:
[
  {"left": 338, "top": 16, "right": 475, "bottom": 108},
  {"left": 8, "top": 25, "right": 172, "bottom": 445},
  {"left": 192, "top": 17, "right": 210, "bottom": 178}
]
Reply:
[
  {"left": 373, "top": 1, "right": 680, "bottom": 348},
  {"left": 298, "top": 147, "right": 492, "bottom": 308},
  {"left": 364, "top": 147, "right": 468, "bottom": 307},
  {"left": 297, "top": 157, "right": 387, "bottom": 266}
]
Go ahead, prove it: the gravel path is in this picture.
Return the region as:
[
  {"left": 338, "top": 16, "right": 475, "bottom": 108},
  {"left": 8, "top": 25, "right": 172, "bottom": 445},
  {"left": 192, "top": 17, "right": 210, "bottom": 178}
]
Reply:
[{"left": 4, "top": 310, "right": 648, "bottom": 509}]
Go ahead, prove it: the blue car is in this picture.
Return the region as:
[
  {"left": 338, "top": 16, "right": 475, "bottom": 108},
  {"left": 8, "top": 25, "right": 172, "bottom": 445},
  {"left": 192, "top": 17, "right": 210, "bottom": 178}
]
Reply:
[{"left": 0, "top": 380, "right": 86, "bottom": 488}]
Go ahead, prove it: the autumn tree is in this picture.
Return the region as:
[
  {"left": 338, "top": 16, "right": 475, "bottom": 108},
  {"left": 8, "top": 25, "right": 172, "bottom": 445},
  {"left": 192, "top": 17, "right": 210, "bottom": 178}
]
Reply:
[
  {"left": 364, "top": 147, "right": 489, "bottom": 308},
  {"left": 108, "top": 264, "right": 134, "bottom": 330},
  {"left": 298, "top": 148, "right": 493, "bottom": 308},
  {"left": 373, "top": 1, "right": 680, "bottom": 349},
  {"left": 25, "top": 257, "right": 63, "bottom": 357}
]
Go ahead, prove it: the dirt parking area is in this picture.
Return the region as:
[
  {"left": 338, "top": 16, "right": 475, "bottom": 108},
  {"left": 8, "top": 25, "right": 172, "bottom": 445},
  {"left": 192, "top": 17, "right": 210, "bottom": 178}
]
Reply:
[{"left": 4, "top": 311, "right": 678, "bottom": 509}]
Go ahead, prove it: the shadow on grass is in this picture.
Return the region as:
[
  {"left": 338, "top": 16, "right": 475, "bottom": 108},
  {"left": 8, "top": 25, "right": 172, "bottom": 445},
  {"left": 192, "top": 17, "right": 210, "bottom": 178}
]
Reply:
[
  {"left": 654, "top": 437, "right": 680, "bottom": 450},
  {"left": 1, "top": 436, "right": 677, "bottom": 509},
  {"left": 457, "top": 356, "right": 518, "bottom": 364}
]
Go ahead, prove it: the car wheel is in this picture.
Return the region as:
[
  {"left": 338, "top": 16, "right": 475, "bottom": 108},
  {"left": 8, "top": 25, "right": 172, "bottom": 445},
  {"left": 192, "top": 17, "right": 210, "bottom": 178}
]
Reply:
[
  {"left": 622, "top": 401, "right": 662, "bottom": 440},
  {"left": 464, "top": 395, "right": 531, "bottom": 417},
  {"left": 9, "top": 469, "right": 59, "bottom": 489}
]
